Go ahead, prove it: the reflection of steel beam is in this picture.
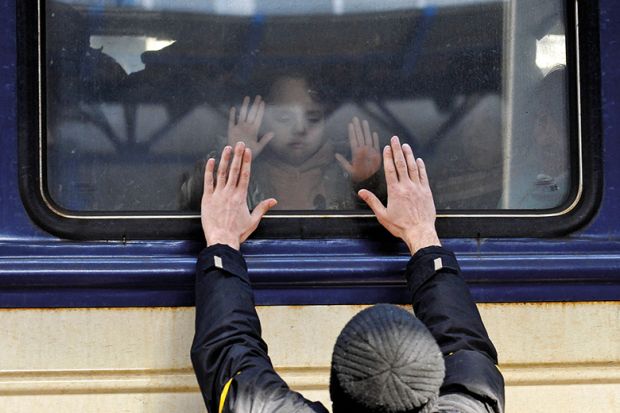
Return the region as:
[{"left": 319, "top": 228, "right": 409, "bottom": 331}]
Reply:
[
  {"left": 124, "top": 103, "right": 137, "bottom": 145},
  {"left": 401, "top": 6, "right": 437, "bottom": 78},
  {"left": 234, "top": 14, "right": 266, "bottom": 84},
  {"left": 364, "top": 101, "right": 417, "bottom": 147},
  {"left": 76, "top": 102, "right": 203, "bottom": 154},
  {"left": 77, "top": 104, "right": 123, "bottom": 149},
  {"left": 141, "top": 106, "right": 193, "bottom": 150},
  {"left": 427, "top": 94, "right": 482, "bottom": 155}
]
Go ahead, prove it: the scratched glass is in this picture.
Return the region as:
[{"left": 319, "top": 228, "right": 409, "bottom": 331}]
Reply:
[{"left": 45, "top": 0, "right": 570, "bottom": 212}]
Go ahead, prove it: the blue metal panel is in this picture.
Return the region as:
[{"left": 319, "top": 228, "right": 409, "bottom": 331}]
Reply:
[
  {"left": 583, "top": 0, "right": 620, "bottom": 238},
  {"left": 0, "top": 0, "right": 49, "bottom": 241},
  {"left": 0, "top": 0, "right": 19, "bottom": 236},
  {"left": 0, "top": 236, "right": 619, "bottom": 306},
  {"left": 0, "top": 0, "right": 618, "bottom": 307}
]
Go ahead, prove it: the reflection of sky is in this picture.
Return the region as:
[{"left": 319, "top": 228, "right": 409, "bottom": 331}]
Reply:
[
  {"left": 57, "top": 0, "right": 506, "bottom": 15},
  {"left": 90, "top": 36, "right": 175, "bottom": 73},
  {"left": 536, "top": 35, "right": 566, "bottom": 76}
]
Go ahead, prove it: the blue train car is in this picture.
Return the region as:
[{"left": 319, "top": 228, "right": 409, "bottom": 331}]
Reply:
[{"left": 0, "top": 0, "right": 618, "bottom": 411}]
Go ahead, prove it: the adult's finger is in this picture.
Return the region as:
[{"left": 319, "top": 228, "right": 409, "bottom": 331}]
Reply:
[
  {"left": 390, "top": 136, "right": 408, "bottom": 180},
  {"left": 251, "top": 198, "right": 277, "bottom": 225},
  {"left": 238, "top": 148, "right": 252, "bottom": 191},
  {"left": 216, "top": 146, "right": 232, "bottom": 189},
  {"left": 358, "top": 189, "right": 387, "bottom": 220},
  {"left": 362, "top": 119, "right": 372, "bottom": 146},
  {"left": 335, "top": 153, "right": 353, "bottom": 174},
  {"left": 247, "top": 95, "right": 261, "bottom": 123},
  {"left": 239, "top": 96, "right": 250, "bottom": 121},
  {"left": 203, "top": 158, "right": 215, "bottom": 196},
  {"left": 383, "top": 145, "right": 398, "bottom": 185},
  {"left": 402, "top": 143, "right": 419, "bottom": 183},
  {"left": 226, "top": 142, "right": 245, "bottom": 188},
  {"left": 417, "top": 158, "right": 430, "bottom": 188}
]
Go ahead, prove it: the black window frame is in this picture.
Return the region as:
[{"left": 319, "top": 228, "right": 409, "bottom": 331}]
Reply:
[{"left": 17, "top": 0, "right": 601, "bottom": 241}]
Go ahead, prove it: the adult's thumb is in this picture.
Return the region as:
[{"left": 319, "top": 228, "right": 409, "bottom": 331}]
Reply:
[
  {"left": 358, "top": 189, "right": 385, "bottom": 218},
  {"left": 251, "top": 198, "right": 277, "bottom": 223}
]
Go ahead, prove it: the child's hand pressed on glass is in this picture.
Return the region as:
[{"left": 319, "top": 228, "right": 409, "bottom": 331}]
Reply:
[
  {"left": 335, "top": 117, "right": 382, "bottom": 182},
  {"left": 228, "top": 96, "right": 274, "bottom": 158}
]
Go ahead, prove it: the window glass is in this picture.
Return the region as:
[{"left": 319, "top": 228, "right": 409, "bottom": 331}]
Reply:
[{"left": 44, "top": 0, "right": 570, "bottom": 213}]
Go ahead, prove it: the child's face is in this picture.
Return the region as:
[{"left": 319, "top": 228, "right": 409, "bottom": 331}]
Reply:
[{"left": 263, "top": 77, "right": 327, "bottom": 165}]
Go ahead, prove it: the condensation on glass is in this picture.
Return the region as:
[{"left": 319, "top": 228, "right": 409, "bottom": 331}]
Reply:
[{"left": 45, "top": 0, "right": 570, "bottom": 212}]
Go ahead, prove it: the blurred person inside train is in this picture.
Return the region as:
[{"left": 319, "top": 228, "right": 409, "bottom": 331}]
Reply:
[{"left": 501, "top": 67, "right": 570, "bottom": 209}]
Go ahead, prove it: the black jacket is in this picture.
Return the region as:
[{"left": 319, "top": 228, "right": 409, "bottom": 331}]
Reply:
[{"left": 191, "top": 245, "right": 505, "bottom": 413}]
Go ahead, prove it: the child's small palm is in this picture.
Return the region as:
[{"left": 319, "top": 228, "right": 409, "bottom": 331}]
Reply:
[
  {"left": 228, "top": 96, "right": 274, "bottom": 158},
  {"left": 349, "top": 144, "right": 382, "bottom": 182},
  {"left": 335, "top": 117, "right": 382, "bottom": 182}
]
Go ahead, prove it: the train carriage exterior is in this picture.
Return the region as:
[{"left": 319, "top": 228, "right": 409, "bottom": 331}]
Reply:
[{"left": 0, "top": 0, "right": 619, "bottom": 412}]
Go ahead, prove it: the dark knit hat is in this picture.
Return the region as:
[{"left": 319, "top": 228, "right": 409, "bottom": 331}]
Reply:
[{"left": 330, "top": 304, "right": 445, "bottom": 413}]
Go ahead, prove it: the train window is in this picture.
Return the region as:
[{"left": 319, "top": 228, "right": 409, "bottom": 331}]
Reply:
[{"left": 20, "top": 0, "right": 597, "bottom": 238}]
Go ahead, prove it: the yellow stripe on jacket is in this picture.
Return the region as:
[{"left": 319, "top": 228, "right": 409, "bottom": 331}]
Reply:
[{"left": 218, "top": 376, "right": 235, "bottom": 413}]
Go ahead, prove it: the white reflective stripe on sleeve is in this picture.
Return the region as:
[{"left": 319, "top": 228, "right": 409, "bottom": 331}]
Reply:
[
  {"left": 214, "top": 255, "right": 223, "bottom": 269},
  {"left": 434, "top": 257, "right": 443, "bottom": 271}
]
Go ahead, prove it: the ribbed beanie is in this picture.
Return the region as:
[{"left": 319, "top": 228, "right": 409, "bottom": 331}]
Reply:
[{"left": 330, "top": 304, "right": 445, "bottom": 413}]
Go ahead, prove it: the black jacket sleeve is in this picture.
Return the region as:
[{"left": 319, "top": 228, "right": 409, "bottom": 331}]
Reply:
[
  {"left": 190, "top": 244, "right": 328, "bottom": 413},
  {"left": 405, "top": 246, "right": 505, "bottom": 413}
]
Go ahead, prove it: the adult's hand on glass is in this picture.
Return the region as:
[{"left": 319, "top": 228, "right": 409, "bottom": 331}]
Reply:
[
  {"left": 335, "top": 117, "right": 382, "bottom": 183},
  {"left": 358, "top": 136, "right": 440, "bottom": 255},
  {"left": 228, "top": 96, "right": 274, "bottom": 158},
  {"left": 201, "top": 142, "right": 277, "bottom": 250}
]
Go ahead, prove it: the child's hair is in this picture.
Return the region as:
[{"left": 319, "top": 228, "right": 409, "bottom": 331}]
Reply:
[{"left": 253, "top": 68, "right": 337, "bottom": 114}]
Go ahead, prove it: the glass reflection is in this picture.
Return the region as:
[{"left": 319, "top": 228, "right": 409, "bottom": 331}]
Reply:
[{"left": 44, "top": 0, "right": 570, "bottom": 212}]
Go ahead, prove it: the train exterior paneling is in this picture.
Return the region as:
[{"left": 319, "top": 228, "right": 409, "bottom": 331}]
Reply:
[{"left": 1, "top": 0, "right": 619, "bottom": 412}]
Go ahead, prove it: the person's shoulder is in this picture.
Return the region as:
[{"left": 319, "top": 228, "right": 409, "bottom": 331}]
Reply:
[
  {"left": 229, "top": 371, "right": 329, "bottom": 413},
  {"left": 438, "top": 392, "right": 495, "bottom": 413}
]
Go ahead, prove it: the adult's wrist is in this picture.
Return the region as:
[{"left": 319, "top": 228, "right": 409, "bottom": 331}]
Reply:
[
  {"left": 205, "top": 232, "right": 240, "bottom": 250},
  {"left": 403, "top": 227, "right": 441, "bottom": 255}
]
